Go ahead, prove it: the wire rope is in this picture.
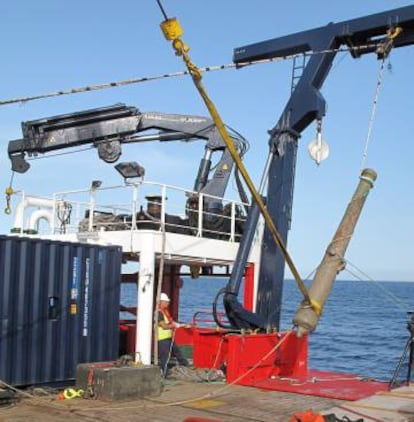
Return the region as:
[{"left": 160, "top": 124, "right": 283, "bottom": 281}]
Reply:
[
  {"left": 360, "top": 57, "right": 387, "bottom": 171},
  {"left": 344, "top": 258, "right": 411, "bottom": 313},
  {"left": 0, "top": 45, "right": 381, "bottom": 107}
]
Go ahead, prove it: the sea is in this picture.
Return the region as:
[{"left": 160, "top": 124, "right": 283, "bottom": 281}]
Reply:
[{"left": 121, "top": 278, "right": 414, "bottom": 382}]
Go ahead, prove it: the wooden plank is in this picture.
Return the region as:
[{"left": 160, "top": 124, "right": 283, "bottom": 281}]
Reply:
[
  {"left": 323, "top": 384, "right": 414, "bottom": 422},
  {"left": 1, "top": 381, "right": 344, "bottom": 421}
]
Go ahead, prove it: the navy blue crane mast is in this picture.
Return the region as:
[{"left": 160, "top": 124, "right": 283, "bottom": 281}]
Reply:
[{"left": 221, "top": 6, "right": 414, "bottom": 331}]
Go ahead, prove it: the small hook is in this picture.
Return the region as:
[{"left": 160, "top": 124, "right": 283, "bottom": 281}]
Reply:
[{"left": 5, "top": 186, "right": 14, "bottom": 215}]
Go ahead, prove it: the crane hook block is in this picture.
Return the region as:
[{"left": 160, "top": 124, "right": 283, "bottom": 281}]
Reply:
[{"left": 160, "top": 18, "right": 183, "bottom": 41}]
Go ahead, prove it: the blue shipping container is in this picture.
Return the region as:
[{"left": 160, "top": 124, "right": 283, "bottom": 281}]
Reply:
[{"left": 0, "top": 235, "right": 122, "bottom": 386}]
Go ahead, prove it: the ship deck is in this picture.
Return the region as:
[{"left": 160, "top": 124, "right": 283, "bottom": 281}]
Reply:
[{"left": 3, "top": 380, "right": 414, "bottom": 421}]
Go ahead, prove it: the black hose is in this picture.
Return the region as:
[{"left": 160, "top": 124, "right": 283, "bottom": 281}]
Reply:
[{"left": 212, "top": 287, "right": 233, "bottom": 329}]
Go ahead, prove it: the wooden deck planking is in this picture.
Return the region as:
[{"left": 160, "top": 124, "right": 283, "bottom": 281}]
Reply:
[
  {"left": 0, "top": 381, "right": 343, "bottom": 421},
  {"left": 324, "top": 384, "right": 414, "bottom": 422},
  {"left": 4, "top": 382, "right": 414, "bottom": 421}
]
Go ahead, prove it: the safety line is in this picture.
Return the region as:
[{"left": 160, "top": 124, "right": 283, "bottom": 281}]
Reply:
[
  {"left": 344, "top": 259, "right": 411, "bottom": 313},
  {"left": 0, "top": 44, "right": 379, "bottom": 107},
  {"left": 323, "top": 245, "right": 411, "bottom": 313}
]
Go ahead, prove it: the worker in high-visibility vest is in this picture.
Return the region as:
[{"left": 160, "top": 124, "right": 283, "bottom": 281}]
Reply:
[{"left": 158, "top": 292, "right": 189, "bottom": 376}]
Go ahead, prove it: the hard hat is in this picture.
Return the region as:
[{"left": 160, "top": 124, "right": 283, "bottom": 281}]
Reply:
[{"left": 160, "top": 292, "right": 170, "bottom": 302}]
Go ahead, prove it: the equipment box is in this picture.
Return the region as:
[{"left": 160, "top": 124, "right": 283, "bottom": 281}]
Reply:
[{"left": 76, "top": 362, "right": 162, "bottom": 400}]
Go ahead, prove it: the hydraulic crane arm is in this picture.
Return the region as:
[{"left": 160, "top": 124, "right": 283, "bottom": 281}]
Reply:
[{"left": 8, "top": 103, "right": 244, "bottom": 207}]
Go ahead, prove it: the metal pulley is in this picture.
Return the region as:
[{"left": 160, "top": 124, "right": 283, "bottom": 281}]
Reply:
[{"left": 308, "top": 119, "right": 329, "bottom": 165}]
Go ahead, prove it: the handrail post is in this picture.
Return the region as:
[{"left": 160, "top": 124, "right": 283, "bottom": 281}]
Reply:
[
  {"left": 51, "top": 193, "right": 57, "bottom": 234},
  {"left": 88, "top": 189, "right": 95, "bottom": 232},
  {"left": 161, "top": 185, "right": 167, "bottom": 229},
  {"left": 230, "top": 201, "right": 236, "bottom": 242},
  {"left": 197, "top": 194, "right": 203, "bottom": 237},
  {"left": 131, "top": 183, "right": 138, "bottom": 230}
]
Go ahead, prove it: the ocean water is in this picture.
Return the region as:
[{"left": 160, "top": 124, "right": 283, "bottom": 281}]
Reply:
[{"left": 122, "top": 278, "right": 414, "bottom": 382}]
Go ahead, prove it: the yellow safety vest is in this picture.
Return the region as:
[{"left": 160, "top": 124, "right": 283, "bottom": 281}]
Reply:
[{"left": 158, "top": 310, "right": 172, "bottom": 341}]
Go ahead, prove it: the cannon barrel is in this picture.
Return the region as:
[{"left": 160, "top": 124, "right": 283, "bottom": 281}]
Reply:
[{"left": 293, "top": 168, "right": 377, "bottom": 337}]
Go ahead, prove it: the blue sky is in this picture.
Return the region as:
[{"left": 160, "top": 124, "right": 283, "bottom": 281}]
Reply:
[{"left": 1, "top": 1, "right": 414, "bottom": 281}]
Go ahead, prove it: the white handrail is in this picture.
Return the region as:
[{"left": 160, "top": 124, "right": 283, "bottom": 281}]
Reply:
[{"left": 14, "top": 180, "right": 250, "bottom": 241}]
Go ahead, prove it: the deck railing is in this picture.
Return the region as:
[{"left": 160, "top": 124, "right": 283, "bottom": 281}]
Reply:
[{"left": 11, "top": 180, "right": 254, "bottom": 243}]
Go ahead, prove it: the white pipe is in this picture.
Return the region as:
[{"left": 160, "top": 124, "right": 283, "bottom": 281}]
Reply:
[
  {"left": 136, "top": 232, "right": 155, "bottom": 365},
  {"left": 14, "top": 196, "right": 60, "bottom": 231},
  {"left": 28, "top": 209, "right": 54, "bottom": 232}
]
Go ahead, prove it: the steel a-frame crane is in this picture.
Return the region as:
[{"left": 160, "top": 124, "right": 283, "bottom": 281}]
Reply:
[{"left": 223, "top": 6, "right": 414, "bottom": 331}]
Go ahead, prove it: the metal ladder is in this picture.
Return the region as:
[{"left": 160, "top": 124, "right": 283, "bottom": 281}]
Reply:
[{"left": 291, "top": 54, "right": 307, "bottom": 93}]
